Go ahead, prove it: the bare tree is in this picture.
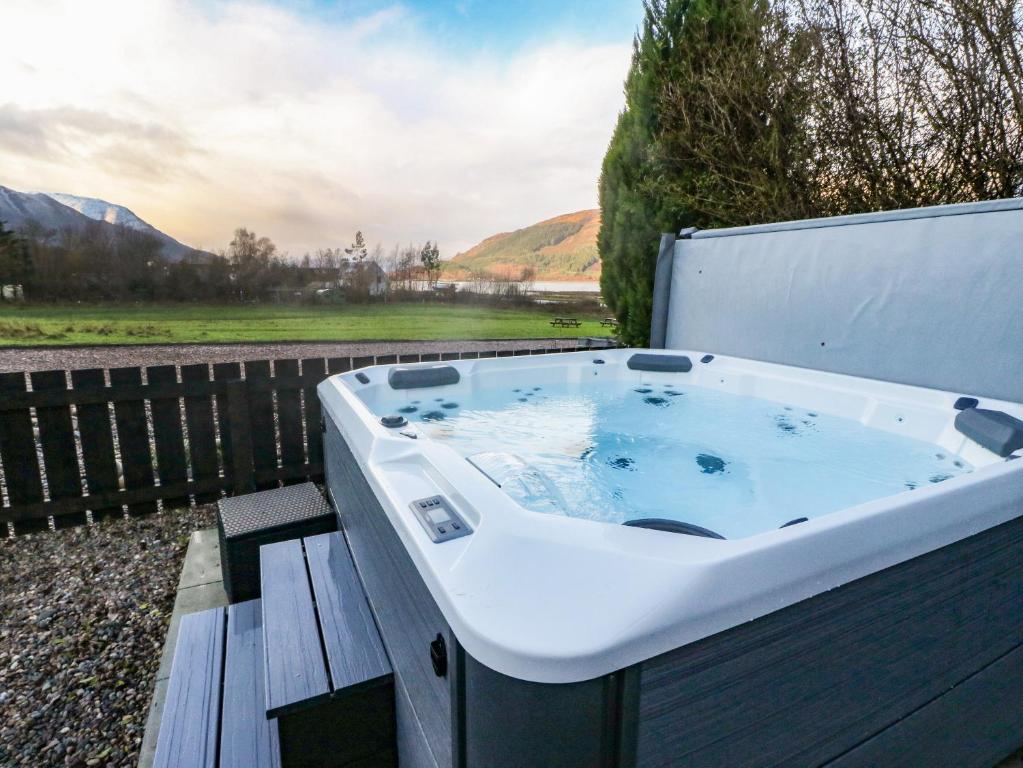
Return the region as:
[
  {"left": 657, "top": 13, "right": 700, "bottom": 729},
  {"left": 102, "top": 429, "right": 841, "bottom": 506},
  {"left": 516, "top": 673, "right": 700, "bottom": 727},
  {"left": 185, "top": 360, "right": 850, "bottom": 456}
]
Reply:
[{"left": 793, "top": 0, "right": 1023, "bottom": 211}]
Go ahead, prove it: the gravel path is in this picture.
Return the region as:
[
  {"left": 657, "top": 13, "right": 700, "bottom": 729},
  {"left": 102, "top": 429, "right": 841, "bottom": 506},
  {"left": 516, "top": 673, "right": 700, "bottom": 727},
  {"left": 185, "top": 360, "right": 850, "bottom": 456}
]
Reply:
[
  {"left": 0, "top": 338, "right": 583, "bottom": 373},
  {"left": 0, "top": 507, "right": 215, "bottom": 767}
]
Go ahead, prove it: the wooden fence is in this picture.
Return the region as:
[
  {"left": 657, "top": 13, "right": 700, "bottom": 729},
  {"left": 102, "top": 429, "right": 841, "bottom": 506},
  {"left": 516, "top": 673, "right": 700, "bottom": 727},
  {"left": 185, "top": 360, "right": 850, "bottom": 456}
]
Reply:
[{"left": 0, "top": 346, "right": 588, "bottom": 535}]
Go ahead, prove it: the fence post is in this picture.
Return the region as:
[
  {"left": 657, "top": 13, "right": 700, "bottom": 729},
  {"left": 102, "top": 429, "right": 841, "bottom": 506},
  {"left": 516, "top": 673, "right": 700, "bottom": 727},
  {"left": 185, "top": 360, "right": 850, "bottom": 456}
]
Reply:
[{"left": 225, "top": 378, "right": 255, "bottom": 495}]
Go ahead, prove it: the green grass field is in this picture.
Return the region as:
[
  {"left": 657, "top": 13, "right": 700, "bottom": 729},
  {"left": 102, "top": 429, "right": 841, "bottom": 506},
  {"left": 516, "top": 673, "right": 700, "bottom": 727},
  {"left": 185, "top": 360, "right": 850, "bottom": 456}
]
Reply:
[{"left": 0, "top": 303, "right": 605, "bottom": 346}]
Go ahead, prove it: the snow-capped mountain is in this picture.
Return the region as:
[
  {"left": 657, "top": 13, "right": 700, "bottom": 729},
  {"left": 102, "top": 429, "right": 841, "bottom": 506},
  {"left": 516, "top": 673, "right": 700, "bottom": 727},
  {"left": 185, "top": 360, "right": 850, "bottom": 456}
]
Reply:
[
  {"left": 0, "top": 185, "right": 204, "bottom": 262},
  {"left": 47, "top": 193, "right": 155, "bottom": 233},
  {"left": 0, "top": 185, "right": 95, "bottom": 234}
]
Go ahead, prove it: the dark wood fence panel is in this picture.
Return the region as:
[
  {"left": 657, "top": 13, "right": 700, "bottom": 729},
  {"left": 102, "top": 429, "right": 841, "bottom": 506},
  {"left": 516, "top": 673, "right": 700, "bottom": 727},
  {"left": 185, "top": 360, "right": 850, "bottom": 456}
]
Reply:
[
  {"left": 213, "top": 362, "right": 242, "bottom": 482},
  {"left": 223, "top": 378, "right": 255, "bottom": 496},
  {"left": 352, "top": 355, "right": 375, "bottom": 370},
  {"left": 30, "top": 370, "right": 84, "bottom": 529},
  {"left": 110, "top": 366, "right": 158, "bottom": 516},
  {"left": 0, "top": 372, "right": 47, "bottom": 534},
  {"left": 275, "top": 359, "right": 304, "bottom": 485},
  {"left": 70, "top": 369, "right": 122, "bottom": 522},
  {"left": 0, "top": 345, "right": 595, "bottom": 535},
  {"left": 244, "top": 361, "right": 277, "bottom": 491},
  {"left": 302, "top": 358, "right": 326, "bottom": 470},
  {"left": 180, "top": 364, "right": 220, "bottom": 504},
  {"left": 148, "top": 365, "right": 190, "bottom": 510},
  {"left": 327, "top": 357, "right": 351, "bottom": 375}
]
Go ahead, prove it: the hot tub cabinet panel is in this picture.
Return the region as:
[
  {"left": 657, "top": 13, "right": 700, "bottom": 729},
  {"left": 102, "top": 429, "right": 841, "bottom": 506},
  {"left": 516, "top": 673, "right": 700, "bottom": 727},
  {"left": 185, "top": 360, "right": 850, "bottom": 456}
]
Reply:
[
  {"left": 319, "top": 350, "right": 1023, "bottom": 767},
  {"left": 326, "top": 424, "right": 452, "bottom": 768},
  {"left": 461, "top": 654, "right": 634, "bottom": 768},
  {"left": 633, "top": 511, "right": 1023, "bottom": 768}
]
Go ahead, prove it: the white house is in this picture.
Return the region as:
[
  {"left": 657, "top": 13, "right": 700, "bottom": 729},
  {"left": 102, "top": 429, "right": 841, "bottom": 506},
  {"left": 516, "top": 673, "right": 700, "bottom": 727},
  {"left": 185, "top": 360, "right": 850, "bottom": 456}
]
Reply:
[{"left": 339, "top": 260, "right": 389, "bottom": 297}]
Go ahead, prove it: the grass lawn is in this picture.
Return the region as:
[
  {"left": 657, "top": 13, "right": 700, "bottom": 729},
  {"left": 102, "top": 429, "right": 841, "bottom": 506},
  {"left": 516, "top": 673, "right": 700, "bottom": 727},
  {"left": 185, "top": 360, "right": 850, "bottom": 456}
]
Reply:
[{"left": 0, "top": 303, "right": 606, "bottom": 346}]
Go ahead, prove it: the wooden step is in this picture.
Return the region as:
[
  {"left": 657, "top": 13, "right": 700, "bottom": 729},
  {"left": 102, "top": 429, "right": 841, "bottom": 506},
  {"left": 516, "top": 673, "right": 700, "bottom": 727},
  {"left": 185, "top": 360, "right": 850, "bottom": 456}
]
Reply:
[
  {"left": 153, "top": 608, "right": 225, "bottom": 768},
  {"left": 154, "top": 601, "right": 281, "bottom": 768},
  {"left": 221, "top": 600, "right": 281, "bottom": 768},
  {"left": 260, "top": 537, "right": 331, "bottom": 717},
  {"left": 260, "top": 532, "right": 396, "bottom": 767},
  {"left": 305, "top": 532, "right": 392, "bottom": 696}
]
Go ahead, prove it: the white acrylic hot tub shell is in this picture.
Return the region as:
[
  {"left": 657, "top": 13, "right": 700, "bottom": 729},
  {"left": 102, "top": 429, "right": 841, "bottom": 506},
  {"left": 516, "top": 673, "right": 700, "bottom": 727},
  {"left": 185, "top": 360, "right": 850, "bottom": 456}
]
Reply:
[{"left": 318, "top": 349, "right": 1023, "bottom": 684}]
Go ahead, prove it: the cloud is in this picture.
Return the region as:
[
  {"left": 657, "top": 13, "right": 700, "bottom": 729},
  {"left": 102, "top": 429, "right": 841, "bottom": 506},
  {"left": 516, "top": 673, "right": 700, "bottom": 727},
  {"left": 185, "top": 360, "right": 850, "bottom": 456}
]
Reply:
[
  {"left": 0, "top": 104, "right": 201, "bottom": 182},
  {"left": 0, "top": 0, "right": 631, "bottom": 256}
]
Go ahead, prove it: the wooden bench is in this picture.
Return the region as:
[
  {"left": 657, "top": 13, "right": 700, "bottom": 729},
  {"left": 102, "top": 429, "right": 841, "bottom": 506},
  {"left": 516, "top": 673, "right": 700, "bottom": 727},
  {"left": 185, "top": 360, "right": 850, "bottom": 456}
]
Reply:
[
  {"left": 550, "top": 317, "right": 582, "bottom": 328},
  {"left": 261, "top": 532, "right": 395, "bottom": 767},
  {"left": 600, "top": 317, "right": 619, "bottom": 328},
  {"left": 153, "top": 601, "right": 280, "bottom": 768}
]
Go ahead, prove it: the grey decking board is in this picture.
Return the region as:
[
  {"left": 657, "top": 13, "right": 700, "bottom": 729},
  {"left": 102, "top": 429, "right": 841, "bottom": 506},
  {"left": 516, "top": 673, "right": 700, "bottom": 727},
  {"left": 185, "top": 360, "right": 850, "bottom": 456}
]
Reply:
[
  {"left": 143, "top": 532, "right": 228, "bottom": 768},
  {"left": 221, "top": 600, "right": 281, "bottom": 768},
  {"left": 260, "top": 537, "right": 331, "bottom": 717},
  {"left": 153, "top": 607, "right": 225, "bottom": 768},
  {"left": 305, "top": 532, "right": 392, "bottom": 694}
]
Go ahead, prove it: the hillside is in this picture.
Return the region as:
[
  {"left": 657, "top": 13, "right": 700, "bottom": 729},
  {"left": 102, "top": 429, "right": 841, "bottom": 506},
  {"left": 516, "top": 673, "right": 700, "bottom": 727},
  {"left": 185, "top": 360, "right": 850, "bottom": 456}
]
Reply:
[
  {"left": 445, "top": 209, "right": 600, "bottom": 282},
  {"left": 0, "top": 185, "right": 97, "bottom": 234},
  {"left": 0, "top": 185, "right": 205, "bottom": 262}
]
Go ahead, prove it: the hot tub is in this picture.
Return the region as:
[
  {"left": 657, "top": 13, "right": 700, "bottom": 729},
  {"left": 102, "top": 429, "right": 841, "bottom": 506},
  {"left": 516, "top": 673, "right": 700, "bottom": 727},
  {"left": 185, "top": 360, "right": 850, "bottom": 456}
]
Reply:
[{"left": 318, "top": 349, "right": 1023, "bottom": 768}]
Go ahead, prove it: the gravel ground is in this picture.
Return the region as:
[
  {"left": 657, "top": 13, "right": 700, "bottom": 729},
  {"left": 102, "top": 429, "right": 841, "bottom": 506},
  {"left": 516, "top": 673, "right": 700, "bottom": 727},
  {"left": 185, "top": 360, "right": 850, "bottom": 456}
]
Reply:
[
  {"left": 0, "top": 338, "right": 584, "bottom": 373},
  {"left": 0, "top": 506, "right": 216, "bottom": 767}
]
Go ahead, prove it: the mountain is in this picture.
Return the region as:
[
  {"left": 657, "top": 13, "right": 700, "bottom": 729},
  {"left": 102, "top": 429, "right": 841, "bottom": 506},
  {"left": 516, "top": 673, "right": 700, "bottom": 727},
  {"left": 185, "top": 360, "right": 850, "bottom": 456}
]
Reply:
[
  {"left": 444, "top": 209, "right": 601, "bottom": 282},
  {"left": 0, "top": 185, "right": 204, "bottom": 262},
  {"left": 0, "top": 185, "right": 96, "bottom": 234}
]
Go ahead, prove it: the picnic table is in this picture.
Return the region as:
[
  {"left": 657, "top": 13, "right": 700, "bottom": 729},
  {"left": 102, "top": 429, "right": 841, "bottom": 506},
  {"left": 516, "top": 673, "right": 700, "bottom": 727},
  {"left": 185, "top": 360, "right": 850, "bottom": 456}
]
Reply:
[
  {"left": 550, "top": 317, "right": 582, "bottom": 328},
  {"left": 600, "top": 317, "right": 619, "bottom": 328}
]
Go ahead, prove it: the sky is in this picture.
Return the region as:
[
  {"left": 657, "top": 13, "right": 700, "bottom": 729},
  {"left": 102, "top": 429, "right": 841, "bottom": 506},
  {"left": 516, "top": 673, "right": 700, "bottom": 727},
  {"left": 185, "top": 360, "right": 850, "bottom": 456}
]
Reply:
[{"left": 0, "top": 0, "right": 639, "bottom": 257}]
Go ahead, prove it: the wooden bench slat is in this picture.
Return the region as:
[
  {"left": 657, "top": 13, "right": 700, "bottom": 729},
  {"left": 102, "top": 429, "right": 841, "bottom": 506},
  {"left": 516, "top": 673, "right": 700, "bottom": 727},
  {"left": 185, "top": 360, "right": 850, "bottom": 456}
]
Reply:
[
  {"left": 305, "top": 533, "right": 392, "bottom": 695},
  {"left": 154, "top": 607, "right": 226, "bottom": 768},
  {"left": 261, "top": 538, "right": 331, "bottom": 717},
  {"left": 221, "top": 600, "right": 281, "bottom": 768}
]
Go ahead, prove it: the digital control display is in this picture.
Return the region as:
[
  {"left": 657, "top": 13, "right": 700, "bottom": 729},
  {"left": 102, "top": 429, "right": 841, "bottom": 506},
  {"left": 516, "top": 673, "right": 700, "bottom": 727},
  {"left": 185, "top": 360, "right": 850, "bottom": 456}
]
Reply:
[
  {"left": 426, "top": 509, "right": 450, "bottom": 525},
  {"left": 409, "top": 495, "right": 471, "bottom": 543}
]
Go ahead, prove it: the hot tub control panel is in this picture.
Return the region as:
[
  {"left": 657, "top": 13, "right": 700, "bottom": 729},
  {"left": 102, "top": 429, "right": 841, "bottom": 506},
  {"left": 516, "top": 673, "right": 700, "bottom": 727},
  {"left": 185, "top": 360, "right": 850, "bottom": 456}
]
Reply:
[{"left": 409, "top": 495, "right": 472, "bottom": 543}]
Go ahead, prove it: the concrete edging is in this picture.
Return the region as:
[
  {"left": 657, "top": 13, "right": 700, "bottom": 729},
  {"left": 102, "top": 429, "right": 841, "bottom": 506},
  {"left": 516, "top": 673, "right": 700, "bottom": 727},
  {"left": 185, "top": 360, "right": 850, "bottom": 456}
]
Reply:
[{"left": 137, "top": 528, "right": 228, "bottom": 768}]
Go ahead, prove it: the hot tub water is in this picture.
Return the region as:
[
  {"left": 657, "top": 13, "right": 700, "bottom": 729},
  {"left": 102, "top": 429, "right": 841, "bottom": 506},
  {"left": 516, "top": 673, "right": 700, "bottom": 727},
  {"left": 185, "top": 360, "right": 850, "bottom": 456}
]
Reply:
[{"left": 372, "top": 380, "right": 972, "bottom": 539}]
